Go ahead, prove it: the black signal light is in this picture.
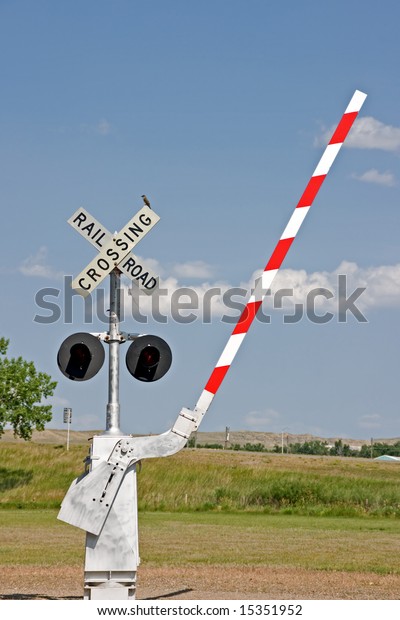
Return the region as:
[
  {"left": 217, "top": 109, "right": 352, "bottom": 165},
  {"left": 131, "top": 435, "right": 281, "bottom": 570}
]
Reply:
[
  {"left": 57, "top": 333, "right": 105, "bottom": 381},
  {"left": 126, "top": 335, "right": 172, "bottom": 382}
]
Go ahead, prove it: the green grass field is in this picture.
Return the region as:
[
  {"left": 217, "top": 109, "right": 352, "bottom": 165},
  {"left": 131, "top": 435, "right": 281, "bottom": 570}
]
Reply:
[
  {"left": 1, "top": 442, "right": 400, "bottom": 517},
  {"left": 1, "top": 443, "right": 400, "bottom": 578},
  {"left": 1, "top": 509, "right": 400, "bottom": 575}
]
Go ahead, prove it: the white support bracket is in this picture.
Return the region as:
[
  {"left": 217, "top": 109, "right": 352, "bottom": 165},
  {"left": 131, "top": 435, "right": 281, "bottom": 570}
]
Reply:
[
  {"left": 59, "top": 437, "right": 136, "bottom": 535},
  {"left": 90, "top": 331, "right": 141, "bottom": 343},
  {"left": 58, "top": 407, "right": 204, "bottom": 536}
]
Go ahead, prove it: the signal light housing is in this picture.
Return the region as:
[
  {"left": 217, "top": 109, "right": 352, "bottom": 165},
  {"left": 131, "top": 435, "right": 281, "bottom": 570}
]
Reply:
[
  {"left": 126, "top": 335, "right": 172, "bottom": 382},
  {"left": 57, "top": 332, "right": 105, "bottom": 381}
]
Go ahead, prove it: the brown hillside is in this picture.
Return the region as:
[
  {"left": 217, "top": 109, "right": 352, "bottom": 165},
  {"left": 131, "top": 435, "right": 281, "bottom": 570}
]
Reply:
[{"left": 1, "top": 428, "right": 400, "bottom": 449}]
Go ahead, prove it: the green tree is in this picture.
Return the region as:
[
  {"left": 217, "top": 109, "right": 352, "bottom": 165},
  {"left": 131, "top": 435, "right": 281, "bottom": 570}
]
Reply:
[
  {"left": 359, "top": 441, "right": 400, "bottom": 458},
  {"left": 0, "top": 338, "right": 57, "bottom": 440},
  {"left": 359, "top": 444, "right": 373, "bottom": 458},
  {"left": 288, "top": 440, "right": 329, "bottom": 456}
]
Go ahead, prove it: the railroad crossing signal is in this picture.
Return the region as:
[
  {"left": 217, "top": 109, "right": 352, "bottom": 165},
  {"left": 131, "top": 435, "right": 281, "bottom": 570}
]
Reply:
[
  {"left": 57, "top": 332, "right": 105, "bottom": 381},
  {"left": 58, "top": 330, "right": 172, "bottom": 383},
  {"left": 68, "top": 205, "right": 160, "bottom": 297},
  {"left": 126, "top": 335, "right": 172, "bottom": 382},
  {"left": 58, "top": 199, "right": 174, "bottom": 598},
  {"left": 59, "top": 202, "right": 171, "bottom": 384}
]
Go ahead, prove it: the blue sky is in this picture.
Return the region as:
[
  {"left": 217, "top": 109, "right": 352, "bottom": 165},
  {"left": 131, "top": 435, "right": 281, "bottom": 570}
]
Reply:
[{"left": 1, "top": 0, "right": 399, "bottom": 440}]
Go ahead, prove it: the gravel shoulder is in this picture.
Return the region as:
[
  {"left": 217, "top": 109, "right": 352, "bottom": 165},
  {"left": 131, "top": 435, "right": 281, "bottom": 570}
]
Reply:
[{"left": 1, "top": 565, "right": 399, "bottom": 600}]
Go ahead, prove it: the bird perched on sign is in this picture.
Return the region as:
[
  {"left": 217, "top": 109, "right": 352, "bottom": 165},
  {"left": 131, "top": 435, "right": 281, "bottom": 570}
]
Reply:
[{"left": 141, "top": 194, "right": 151, "bottom": 209}]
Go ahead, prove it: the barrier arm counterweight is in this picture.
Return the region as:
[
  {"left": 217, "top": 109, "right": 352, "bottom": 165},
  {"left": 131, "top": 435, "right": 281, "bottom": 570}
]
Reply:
[{"left": 58, "top": 90, "right": 367, "bottom": 536}]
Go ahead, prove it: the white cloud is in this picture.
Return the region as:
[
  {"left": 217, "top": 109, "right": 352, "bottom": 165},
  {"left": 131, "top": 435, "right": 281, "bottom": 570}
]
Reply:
[
  {"left": 126, "top": 274, "right": 232, "bottom": 321},
  {"left": 135, "top": 254, "right": 166, "bottom": 277},
  {"left": 80, "top": 118, "right": 112, "bottom": 136},
  {"left": 317, "top": 116, "right": 400, "bottom": 152},
  {"left": 97, "top": 119, "right": 112, "bottom": 135},
  {"left": 352, "top": 169, "right": 396, "bottom": 187},
  {"left": 19, "top": 246, "right": 63, "bottom": 279},
  {"left": 266, "top": 260, "right": 400, "bottom": 313},
  {"left": 346, "top": 117, "right": 400, "bottom": 151},
  {"left": 171, "top": 260, "right": 215, "bottom": 279},
  {"left": 124, "top": 259, "right": 400, "bottom": 322},
  {"left": 343, "top": 262, "right": 400, "bottom": 310}
]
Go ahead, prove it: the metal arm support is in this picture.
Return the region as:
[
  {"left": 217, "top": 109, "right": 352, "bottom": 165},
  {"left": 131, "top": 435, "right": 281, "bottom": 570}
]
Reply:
[{"left": 58, "top": 405, "right": 205, "bottom": 535}]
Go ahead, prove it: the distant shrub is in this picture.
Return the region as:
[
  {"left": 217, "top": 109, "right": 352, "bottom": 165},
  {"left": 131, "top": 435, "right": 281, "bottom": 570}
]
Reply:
[{"left": 242, "top": 443, "right": 266, "bottom": 452}]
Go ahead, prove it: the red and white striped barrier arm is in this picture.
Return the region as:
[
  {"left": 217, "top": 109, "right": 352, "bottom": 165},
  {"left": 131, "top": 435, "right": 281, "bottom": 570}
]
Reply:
[{"left": 195, "top": 89, "right": 367, "bottom": 415}]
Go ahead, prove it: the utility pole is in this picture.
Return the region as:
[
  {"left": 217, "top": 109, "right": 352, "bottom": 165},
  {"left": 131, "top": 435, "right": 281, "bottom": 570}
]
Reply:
[
  {"left": 281, "top": 428, "right": 289, "bottom": 454},
  {"left": 224, "top": 426, "right": 230, "bottom": 450}
]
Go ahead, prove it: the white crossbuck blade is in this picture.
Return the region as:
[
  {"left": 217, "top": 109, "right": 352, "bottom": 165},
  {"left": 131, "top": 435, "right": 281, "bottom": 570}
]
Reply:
[
  {"left": 59, "top": 89, "right": 367, "bottom": 537},
  {"left": 58, "top": 407, "right": 203, "bottom": 535},
  {"left": 68, "top": 205, "right": 161, "bottom": 297}
]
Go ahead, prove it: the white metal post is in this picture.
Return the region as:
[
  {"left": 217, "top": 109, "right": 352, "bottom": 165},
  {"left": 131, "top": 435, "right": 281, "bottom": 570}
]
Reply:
[
  {"left": 106, "top": 268, "right": 121, "bottom": 435},
  {"left": 83, "top": 268, "right": 139, "bottom": 600}
]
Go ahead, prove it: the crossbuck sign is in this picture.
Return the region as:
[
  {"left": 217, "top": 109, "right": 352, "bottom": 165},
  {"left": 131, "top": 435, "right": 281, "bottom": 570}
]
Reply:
[{"left": 68, "top": 205, "right": 160, "bottom": 296}]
